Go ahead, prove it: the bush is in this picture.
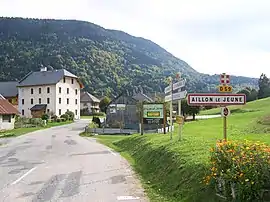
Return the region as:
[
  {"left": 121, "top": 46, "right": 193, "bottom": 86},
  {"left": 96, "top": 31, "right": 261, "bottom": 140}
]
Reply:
[
  {"left": 205, "top": 140, "right": 270, "bottom": 201},
  {"left": 41, "top": 114, "right": 49, "bottom": 121},
  {"left": 51, "top": 115, "right": 58, "bottom": 122},
  {"left": 92, "top": 117, "right": 101, "bottom": 128},
  {"left": 65, "top": 111, "right": 75, "bottom": 121},
  {"left": 56, "top": 118, "right": 61, "bottom": 123},
  {"left": 29, "top": 118, "right": 43, "bottom": 126},
  {"left": 60, "top": 114, "right": 68, "bottom": 122}
]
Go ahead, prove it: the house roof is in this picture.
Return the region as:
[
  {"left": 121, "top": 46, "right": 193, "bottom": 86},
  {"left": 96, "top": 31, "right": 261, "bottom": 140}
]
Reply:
[
  {"left": 0, "top": 81, "right": 18, "bottom": 97},
  {"left": 0, "top": 96, "right": 19, "bottom": 114},
  {"left": 80, "top": 92, "right": 100, "bottom": 103},
  {"left": 18, "top": 69, "right": 78, "bottom": 87},
  {"left": 132, "top": 92, "right": 154, "bottom": 102},
  {"left": 30, "top": 104, "right": 47, "bottom": 111}
]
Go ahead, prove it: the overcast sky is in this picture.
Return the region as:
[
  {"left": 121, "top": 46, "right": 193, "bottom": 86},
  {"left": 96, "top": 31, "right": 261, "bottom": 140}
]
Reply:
[{"left": 1, "top": 0, "right": 270, "bottom": 78}]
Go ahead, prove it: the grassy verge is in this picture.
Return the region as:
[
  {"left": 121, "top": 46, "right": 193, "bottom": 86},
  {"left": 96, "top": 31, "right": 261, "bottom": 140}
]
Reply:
[
  {"left": 93, "top": 97, "right": 270, "bottom": 202},
  {"left": 81, "top": 115, "right": 105, "bottom": 119},
  {"left": 0, "top": 120, "right": 73, "bottom": 138}
]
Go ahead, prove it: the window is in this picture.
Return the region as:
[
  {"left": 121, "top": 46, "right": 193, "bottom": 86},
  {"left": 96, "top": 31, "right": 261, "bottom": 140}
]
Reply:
[
  {"left": 39, "top": 98, "right": 41, "bottom": 104},
  {"left": 75, "top": 99, "right": 78, "bottom": 105},
  {"left": 75, "top": 89, "right": 78, "bottom": 95},
  {"left": 47, "top": 87, "right": 50, "bottom": 93},
  {"left": 59, "top": 87, "right": 61, "bottom": 94},
  {"left": 22, "top": 109, "right": 24, "bottom": 116},
  {"left": 47, "top": 98, "right": 50, "bottom": 104},
  {"left": 67, "top": 98, "right": 69, "bottom": 104},
  {"left": 71, "top": 79, "right": 74, "bottom": 84},
  {"left": 31, "top": 88, "right": 33, "bottom": 94},
  {"left": 3, "top": 115, "right": 11, "bottom": 123},
  {"left": 47, "top": 109, "right": 50, "bottom": 113},
  {"left": 59, "top": 109, "right": 61, "bottom": 115},
  {"left": 39, "top": 88, "right": 41, "bottom": 94},
  {"left": 75, "top": 109, "right": 78, "bottom": 115},
  {"left": 31, "top": 98, "right": 33, "bottom": 104},
  {"left": 59, "top": 98, "right": 61, "bottom": 104},
  {"left": 67, "top": 88, "right": 69, "bottom": 94},
  {"left": 22, "top": 99, "right": 24, "bottom": 105},
  {"left": 63, "top": 77, "right": 66, "bottom": 83}
]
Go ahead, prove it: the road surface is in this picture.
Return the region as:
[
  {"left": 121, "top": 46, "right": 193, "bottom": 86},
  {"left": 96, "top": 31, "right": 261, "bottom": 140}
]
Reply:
[{"left": 0, "top": 120, "right": 147, "bottom": 202}]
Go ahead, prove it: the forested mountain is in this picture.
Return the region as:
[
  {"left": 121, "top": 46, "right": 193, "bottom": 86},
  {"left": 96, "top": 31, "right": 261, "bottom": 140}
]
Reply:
[{"left": 0, "top": 17, "right": 258, "bottom": 96}]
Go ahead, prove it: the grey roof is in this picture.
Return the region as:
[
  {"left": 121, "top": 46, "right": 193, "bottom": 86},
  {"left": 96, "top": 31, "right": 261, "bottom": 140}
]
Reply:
[
  {"left": 0, "top": 81, "right": 18, "bottom": 97},
  {"left": 18, "top": 69, "right": 77, "bottom": 87},
  {"left": 30, "top": 104, "right": 47, "bottom": 111},
  {"left": 132, "top": 92, "right": 154, "bottom": 102},
  {"left": 80, "top": 92, "right": 100, "bottom": 103}
]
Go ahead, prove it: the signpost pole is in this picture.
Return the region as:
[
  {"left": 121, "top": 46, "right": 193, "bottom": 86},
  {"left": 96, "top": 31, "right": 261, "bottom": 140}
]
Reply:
[
  {"left": 223, "top": 115, "right": 227, "bottom": 141},
  {"left": 170, "top": 80, "right": 173, "bottom": 140},
  {"left": 163, "top": 103, "right": 166, "bottom": 134},
  {"left": 140, "top": 103, "right": 144, "bottom": 135},
  {"left": 177, "top": 74, "right": 182, "bottom": 141}
]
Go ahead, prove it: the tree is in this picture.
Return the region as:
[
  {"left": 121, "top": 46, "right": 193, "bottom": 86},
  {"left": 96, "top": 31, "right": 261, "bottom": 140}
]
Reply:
[
  {"left": 99, "top": 96, "right": 111, "bottom": 112},
  {"left": 258, "top": 74, "right": 270, "bottom": 99},
  {"left": 237, "top": 87, "right": 258, "bottom": 102},
  {"left": 181, "top": 99, "right": 201, "bottom": 120}
]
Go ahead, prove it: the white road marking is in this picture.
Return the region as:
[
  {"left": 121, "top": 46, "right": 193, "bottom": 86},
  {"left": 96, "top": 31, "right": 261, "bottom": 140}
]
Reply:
[
  {"left": 11, "top": 167, "right": 37, "bottom": 185},
  {"left": 117, "top": 196, "right": 140, "bottom": 200},
  {"left": 108, "top": 149, "right": 117, "bottom": 156}
]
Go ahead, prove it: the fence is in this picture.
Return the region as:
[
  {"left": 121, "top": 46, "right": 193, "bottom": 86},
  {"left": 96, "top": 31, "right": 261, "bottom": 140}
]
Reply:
[{"left": 85, "top": 126, "right": 174, "bottom": 135}]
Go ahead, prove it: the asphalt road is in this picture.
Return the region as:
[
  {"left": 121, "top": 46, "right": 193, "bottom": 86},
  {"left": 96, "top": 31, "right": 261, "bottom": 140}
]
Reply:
[{"left": 0, "top": 120, "right": 147, "bottom": 202}]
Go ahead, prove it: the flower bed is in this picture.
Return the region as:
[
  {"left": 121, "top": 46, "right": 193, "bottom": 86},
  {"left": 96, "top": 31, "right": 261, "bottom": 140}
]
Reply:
[{"left": 205, "top": 140, "right": 270, "bottom": 201}]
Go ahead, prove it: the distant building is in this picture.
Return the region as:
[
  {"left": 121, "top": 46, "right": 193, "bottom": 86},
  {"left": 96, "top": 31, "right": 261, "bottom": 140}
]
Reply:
[
  {"left": 0, "top": 94, "right": 19, "bottom": 130},
  {"left": 17, "top": 66, "right": 83, "bottom": 119},
  {"left": 0, "top": 81, "right": 18, "bottom": 107},
  {"left": 105, "top": 92, "right": 154, "bottom": 130},
  {"left": 80, "top": 92, "right": 100, "bottom": 114}
]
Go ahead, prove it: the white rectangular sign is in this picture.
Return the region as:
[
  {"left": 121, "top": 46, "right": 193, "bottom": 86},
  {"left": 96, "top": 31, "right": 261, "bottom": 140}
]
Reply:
[
  {"left": 165, "top": 90, "right": 187, "bottom": 102},
  {"left": 187, "top": 93, "right": 246, "bottom": 106},
  {"left": 165, "top": 79, "right": 185, "bottom": 94}
]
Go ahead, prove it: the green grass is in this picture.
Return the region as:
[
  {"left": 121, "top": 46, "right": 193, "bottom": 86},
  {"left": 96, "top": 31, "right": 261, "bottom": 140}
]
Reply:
[
  {"left": 0, "top": 120, "right": 73, "bottom": 138},
  {"left": 93, "top": 97, "right": 270, "bottom": 202}
]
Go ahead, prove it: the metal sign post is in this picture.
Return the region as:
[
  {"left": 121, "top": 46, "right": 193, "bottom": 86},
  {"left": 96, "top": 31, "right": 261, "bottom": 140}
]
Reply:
[{"left": 170, "top": 79, "right": 173, "bottom": 140}]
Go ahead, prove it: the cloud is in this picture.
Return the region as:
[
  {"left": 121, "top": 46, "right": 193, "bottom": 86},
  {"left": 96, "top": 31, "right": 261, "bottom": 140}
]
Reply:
[{"left": 0, "top": 0, "right": 270, "bottom": 77}]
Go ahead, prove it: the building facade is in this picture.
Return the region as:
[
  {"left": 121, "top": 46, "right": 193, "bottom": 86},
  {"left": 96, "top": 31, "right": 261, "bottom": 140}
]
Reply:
[{"left": 18, "top": 67, "right": 82, "bottom": 119}]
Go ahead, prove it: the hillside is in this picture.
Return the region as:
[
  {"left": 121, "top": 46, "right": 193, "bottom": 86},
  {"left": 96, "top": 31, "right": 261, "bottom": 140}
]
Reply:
[{"left": 0, "top": 17, "right": 258, "bottom": 96}]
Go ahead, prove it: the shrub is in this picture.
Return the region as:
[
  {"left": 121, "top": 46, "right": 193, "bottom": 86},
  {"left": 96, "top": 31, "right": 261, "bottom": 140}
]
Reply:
[
  {"left": 92, "top": 117, "right": 101, "bottom": 128},
  {"left": 65, "top": 111, "right": 75, "bottom": 121},
  {"left": 41, "top": 114, "right": 49, "bottom": 121},
  {"left": 205, "top": 140, "right": 270, "bottom": 201},
  {"left": 60, "top": 114, "right": 68, "bottom": 122},
  {"left": 29, "top": 118, "right": 43, "bottom": 126},
  {"left": 56, "top": 118, "right": 61, "bottom": 123},
  {"left": 51, "top": 115, "right": 58, "bottom": 122}
]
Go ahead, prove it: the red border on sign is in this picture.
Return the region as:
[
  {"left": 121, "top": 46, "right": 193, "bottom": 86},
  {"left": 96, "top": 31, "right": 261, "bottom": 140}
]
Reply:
[{"left": 187, "top": 93, "right": 246, "bottom": 106}]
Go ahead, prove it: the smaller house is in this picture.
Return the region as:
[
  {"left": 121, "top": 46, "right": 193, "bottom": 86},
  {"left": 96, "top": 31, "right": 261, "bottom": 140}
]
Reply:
[
  {"left": 0, "top": 81, "right": 18, "bottom": 107},
  {"left": 80, "top": 92, "right": 100, "bottom": 115},
  {"left": 0, "top": 94, "right": 19, "bottom": 131},
  {"left": 30, "top": 104, "right": 47, "bottom": 118}
]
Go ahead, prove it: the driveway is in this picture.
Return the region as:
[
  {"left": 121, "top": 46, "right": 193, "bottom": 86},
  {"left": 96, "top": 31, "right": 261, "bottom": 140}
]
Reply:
[{"left": 0, "top": 120, "right": 147, "bottom": 202}]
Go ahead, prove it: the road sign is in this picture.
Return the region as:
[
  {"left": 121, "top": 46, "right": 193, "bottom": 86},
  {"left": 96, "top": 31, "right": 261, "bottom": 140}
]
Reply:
[
  {"left": 218, "top": 85, "right": 233, "bottom": 93},
  {"left": 165, "top": 90, "right": 187, "bottom": 102},
  {"left": 220, "top": 73, "right": 230, "bottom": 84},
  {"left": 187, "top": 93, "right": 246, "bottom": 106},
  {"left": 176, "top": 115, "right": 184, "bottom": 124},
  {"left": 221, "top": 107, "right": 230, "bottom": 117},
  {"left": 143, "top": 104, "right": 164, "bottom": 124},
  {"left": 164, "top": 79, "right": 185, "bottom": 94}
]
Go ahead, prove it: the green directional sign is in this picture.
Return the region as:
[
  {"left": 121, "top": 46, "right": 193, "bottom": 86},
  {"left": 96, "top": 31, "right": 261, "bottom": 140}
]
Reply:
[{"left": 143, "top": 104, "right": 164, "bottom": 124}]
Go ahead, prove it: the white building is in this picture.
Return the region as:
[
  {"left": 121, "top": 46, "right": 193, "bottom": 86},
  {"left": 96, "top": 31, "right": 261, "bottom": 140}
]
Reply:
[
  {"left": 17, "top": 67, "right": 82, "bottom": 119},
  {"left": 0, "top": 94, "right": 18, "bottom": 131}
]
